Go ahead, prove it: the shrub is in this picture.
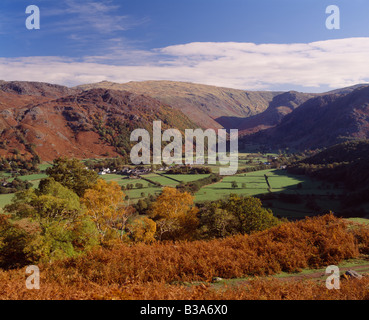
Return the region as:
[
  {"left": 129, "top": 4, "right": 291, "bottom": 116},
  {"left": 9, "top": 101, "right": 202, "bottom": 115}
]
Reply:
[{"left": 44, "top": 214, "right": 360, "bottom": 284}]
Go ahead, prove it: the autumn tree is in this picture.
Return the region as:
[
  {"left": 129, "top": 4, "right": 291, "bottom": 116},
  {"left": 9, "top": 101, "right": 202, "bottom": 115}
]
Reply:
[
  {"left": 0, "top": 214, "right": 32, "bottom": 269},
  {"left": 46, "top": 157, "right": 98, "bottom": 197},
  {"left": 221, "top": 194, "right": 280, "bottom": 234},
  {"left": 4, "top": 178, "right": 99, "bottom": 263},
  {"left": 127, "top": 216, "right": 156, "bottom": 243},
  {"left": 150, "top": 187, "right": 199, "bottom": 240},
  {"left": 6, "top": 178, "right": 83, "bottom": 225},
  {"left": 198, "top": 205, "right": 237, "bottom": 239},
  {"left": 197, "top": 194, "right": 280, "bottom": 238},
  {"left": 82, "top": 179, "right": 132, "bottom": 242}
]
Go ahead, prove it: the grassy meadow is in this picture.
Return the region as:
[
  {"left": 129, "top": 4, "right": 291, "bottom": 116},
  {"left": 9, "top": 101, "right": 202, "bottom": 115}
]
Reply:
[{"left": 0, "top": 155, "right": 359, "bottom": 220}]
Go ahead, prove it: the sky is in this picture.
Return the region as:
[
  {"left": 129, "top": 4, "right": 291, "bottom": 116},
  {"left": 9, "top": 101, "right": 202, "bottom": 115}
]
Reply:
[{"left": 1, "top": 0, "right": 369, "bottom": 92}]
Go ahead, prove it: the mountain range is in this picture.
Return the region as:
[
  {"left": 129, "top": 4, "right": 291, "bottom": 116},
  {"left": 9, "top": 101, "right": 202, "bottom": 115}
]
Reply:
[
  {"left": 0, "top": 79, "right": 369, "bottom": 161},
  {"left": 0, "top": 81, "right": 196, "bottom": 161},
  {"left": 242, "top": 85, "right": 369, "bottom": 151},
  {"left": 76, "top": 80, "right": 282, "bottom": 129}
]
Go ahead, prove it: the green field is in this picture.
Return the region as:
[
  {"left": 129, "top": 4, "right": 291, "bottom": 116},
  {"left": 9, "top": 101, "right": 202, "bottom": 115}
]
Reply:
[
  {"left": 38, "top": 162, "right": 53, "bottom": 171},
  {"left": 195, "top": 169, "right": 344, "bottom": 218},
  {"left": 347, "top": 218, "right": 369, "bottom": 225},
  {"left": 195, "top": 169, "right": 336, "bottom": 200},
  {"left": 100, "top": 173, "right": 212, "bottom": 201},
  {"left": 164, "top": 173, "right": 211, "bottom": 183},
  {"left": 0, "top": 155, "right": 364, "bottom": 221},
  {"left": 0, "top": 193, "right": 16, "bottom": 208},
  {"left": 0, "top": 172, "right": 212, "bottom": 207},
  {"left": 0, "top": 172, "right": 49, "bottom": 209},
  {"left": 101, "top": 168, "right": 345, "bottom": 219},
  {"left": 17, "top": 173, "right": 48, "bottom": 183},
  {"left": 0, "top": 168, "right": 348, "bottom": 219}
]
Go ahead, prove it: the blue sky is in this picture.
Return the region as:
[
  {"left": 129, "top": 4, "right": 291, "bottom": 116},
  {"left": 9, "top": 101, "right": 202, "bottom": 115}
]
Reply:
[{"left": 1, "top": 0, "right": 369, "bottom": 91}]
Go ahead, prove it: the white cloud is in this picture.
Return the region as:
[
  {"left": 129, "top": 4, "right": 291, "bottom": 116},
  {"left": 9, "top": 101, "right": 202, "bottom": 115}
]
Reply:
[
  {"left": 44, "top": 0, "right": 134, "bottom": 34},
  {"left": 1, "top": 38, "right": 369, "bottom": 91}
]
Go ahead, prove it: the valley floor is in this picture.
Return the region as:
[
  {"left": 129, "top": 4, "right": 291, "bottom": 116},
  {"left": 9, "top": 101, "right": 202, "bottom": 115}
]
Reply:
[{"left": 0, "top": 166, "right": 349, "bottom": 221}]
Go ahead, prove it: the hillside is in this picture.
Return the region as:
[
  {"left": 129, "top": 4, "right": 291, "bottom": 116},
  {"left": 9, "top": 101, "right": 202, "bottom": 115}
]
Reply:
[
  {"left": 0, "top": 80, "right": 78, "bottom": 98},
  {"left": 288, "top": 140, "right": 369, "bottom": 214},
  {"left": 325, "top": 84, "right": 369, "bottom": 96},
  {"left": 0, "top": 80, "right": 76, "bottom": 110},
  {"left": 301, "top": 140, "right": 369, "bottom": 165},
  {"left": 2, "top": 80, "right": 369, "bottom": 162},
  {"left": 1, "top": 214, "right": 368, "bottom": 300},
  {"left": 236, "top": 91, "right": 316, "bottom": 135},
  {"left": 0, "top": 84, "right": 197, "bottom": 161},
  {"left": 76, "top": 80, "right": 285, "bottom": 129},
  {"left": 242, "top": 86, "right": 369, "bottom": 151},
  {"left": 289, "top": 140, "right": 369, "bottom": 189}
]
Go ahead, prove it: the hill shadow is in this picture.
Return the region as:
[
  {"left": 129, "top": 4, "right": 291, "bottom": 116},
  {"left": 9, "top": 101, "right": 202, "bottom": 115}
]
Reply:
[{"left": 215, "top": 91, "right": 315, "bottom": 132}]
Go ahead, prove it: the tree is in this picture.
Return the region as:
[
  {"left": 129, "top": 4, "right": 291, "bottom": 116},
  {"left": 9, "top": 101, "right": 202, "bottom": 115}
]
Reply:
[
  {"left": 4, "top": 178, "right": 99, "bottom": 263},
  {"left": 23, "top": 218, "right": 98, "bottom": 263},
  {"left": 231, "top": 181, "right": 238, "bottom": 189},
  {"left": 82, "top": 179, "right": 132, "bottom": 242},
  {"left": 127, "top": 216, "right": 156, "bottom": 243},
  {"left": 150, "top": 187, "right": 199, "bottom": 240},
  {"left": 199, "top": 206, "right": 237, "bottom": 239},
  {"left": 0, "top": 214, "right": 32, "bottom": 269},
  {"left": 221, "top": 194, "right": 280, "bottom": 234},
  {"left": 46, "top": 157, "right": 98, "bottom": 197},
  {"left": 6, "top": 178, "right": 83, "bottom": 226}
]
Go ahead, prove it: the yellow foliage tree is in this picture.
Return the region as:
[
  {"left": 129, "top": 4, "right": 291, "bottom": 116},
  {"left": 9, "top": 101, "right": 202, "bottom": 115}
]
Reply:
[
  {"left": 82, "top": 179, "right": 131, "bottom": 242},
  {"left": 150, "top": 187, "right": 199, "bottom": 240},
  {"left": 127, "top": 216, "right": 156, "bottom": 243}
]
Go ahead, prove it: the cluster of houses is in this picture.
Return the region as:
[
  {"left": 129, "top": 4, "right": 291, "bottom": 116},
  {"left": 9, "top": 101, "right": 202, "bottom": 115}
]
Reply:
[
  {"left": 158, "top": 166, "right": 171, "bottom": 171},
  {"left": 97, "top": 165, "right": 176, "bottom": 177},
  {"left": 265, "top": 156, "right": 288, "bottom": 170},
  {"left": 98, "top": 167, "right": 152, "bottom": 177},
  {"left": 97, "top": 168, "right": 116, "bottom": 175},
  {"left": 262, "top": 162, "right": 287, "bottom": 170},
  {"left": 120, "top": 167, "right": 151, "bottom": 177}
]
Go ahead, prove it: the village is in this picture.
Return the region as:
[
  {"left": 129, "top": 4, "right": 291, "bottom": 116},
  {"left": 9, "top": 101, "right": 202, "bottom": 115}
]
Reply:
[{"left": 97, "top": 165, "right": 179, "bottom": 178}]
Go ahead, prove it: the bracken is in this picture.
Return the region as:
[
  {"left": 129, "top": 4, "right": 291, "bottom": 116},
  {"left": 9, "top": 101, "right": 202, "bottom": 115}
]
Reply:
[{"left": 0, "top": 214, "right": 368, "bottom": 300}]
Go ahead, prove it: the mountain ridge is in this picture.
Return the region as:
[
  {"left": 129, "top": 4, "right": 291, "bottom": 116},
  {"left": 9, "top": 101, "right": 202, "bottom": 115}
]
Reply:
[
  {"left": 75, "top": 80, "right": 320, "bottom": 132},
  {"left": 242, "top": 85, "right": 369, "bottom": 151},
  {"left": 1, "top": 79, "right": 369, "bottom": 160},
  {"left": 75, "top": 80, "right": 283, "bottom": 129},
  {"left": 0, "top": 85, "right": 197, "bottom": 161}
]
